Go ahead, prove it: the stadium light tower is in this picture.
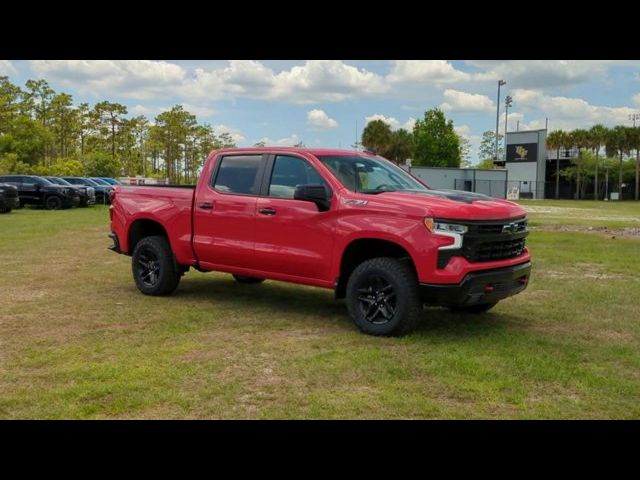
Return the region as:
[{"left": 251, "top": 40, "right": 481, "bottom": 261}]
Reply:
[
  {"left": 495, "top": 80, "right": 506, "bottom": 162},
  {"left": 504, "top": 95, "right": 513, "bottom": 161}
]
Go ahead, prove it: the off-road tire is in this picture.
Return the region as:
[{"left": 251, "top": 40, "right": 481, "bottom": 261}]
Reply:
[
  {"left": 45, "top": 195, "right": 63, "bottom": 210},
  {"left": 132, "top": 235, "right": 180, "bottom": 296},
  {"left": 346, "top": 257, "right": 421, "bottom": 336}
]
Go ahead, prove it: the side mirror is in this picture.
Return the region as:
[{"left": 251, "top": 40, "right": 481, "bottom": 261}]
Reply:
[{"left": 293, "top": 184, "right": 331, "bottom": 211}]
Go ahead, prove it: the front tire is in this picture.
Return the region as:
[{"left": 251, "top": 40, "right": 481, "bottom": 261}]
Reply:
[
  {"left": 346, "top": 257, "right": 421, "bottom": 336},
  {"left": 448, "top": 302, "right": 497, "bottom": 314},
  {"left": 45, "top": 196, "right": 63, "bottom": 210},
  {"left": 233, "top": 275, "right": 265, "bottom": 284},
  {"left": 132, "top": 236, "right": 180, "bottom": 296}
]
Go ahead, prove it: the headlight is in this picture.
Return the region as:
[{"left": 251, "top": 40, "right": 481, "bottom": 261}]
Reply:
[
  {"left": 424, "top": 218, "right": 467, "bottom": 250},
  {"left": 424, "top": 218, "right": 468, "bottom": 234}
]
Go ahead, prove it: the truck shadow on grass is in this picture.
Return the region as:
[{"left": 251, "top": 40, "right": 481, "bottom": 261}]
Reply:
[{"left": 175, "top": 275, "right": 523, "bottom": 337}]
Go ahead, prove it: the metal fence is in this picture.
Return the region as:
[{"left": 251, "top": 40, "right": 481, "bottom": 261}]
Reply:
[{"left": 454, "top": 178, "right": 638, "bottom": 200}]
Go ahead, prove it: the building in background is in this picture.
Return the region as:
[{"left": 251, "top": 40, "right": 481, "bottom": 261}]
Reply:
[
  {"left": 409, "top": 166, "right": 509, "bottom": 198},
  {"left": 495, "top": 129, "right": 547, "bottom": 199}
]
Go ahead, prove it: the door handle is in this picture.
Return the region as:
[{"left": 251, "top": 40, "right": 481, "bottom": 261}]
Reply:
[
  {"left": 258, "top": 207, "right": 277, "bottom": 216},
  {"left": 198, "top": 202, "right": 214, "bottom": 210}
]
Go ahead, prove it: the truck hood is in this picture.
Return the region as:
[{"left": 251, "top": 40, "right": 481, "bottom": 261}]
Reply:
[{"left": 373, "top": 189, "right": 526, "bottom": 221}]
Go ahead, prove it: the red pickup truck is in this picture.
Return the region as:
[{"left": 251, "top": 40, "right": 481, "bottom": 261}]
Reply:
[{"left": 109, "top": 148, "right": 531, "bottom": 336}]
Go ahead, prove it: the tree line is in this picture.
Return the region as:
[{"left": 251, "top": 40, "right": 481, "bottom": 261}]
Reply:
[
  {"left": 360, "top": 108, "right": 468, "bottom": 167},
  {"left": 547, "top": 125, "right": 640, "bottom": 200},
  {"left": 0, "top": 76, "right": 236, "bottom": 183}
]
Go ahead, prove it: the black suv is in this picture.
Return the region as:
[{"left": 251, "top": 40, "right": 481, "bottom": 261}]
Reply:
[
  {"left": 62, "top": 177, "right": 113, "bottom": 204},
  {"left": 44, "top": 176, "right": 96, "bottom": 207},
  {"left": 0, "top": 182, "right": 20, "bottom": 213},
  {"left": 0, "top": 175, "right": 79, "bottom": 209}
]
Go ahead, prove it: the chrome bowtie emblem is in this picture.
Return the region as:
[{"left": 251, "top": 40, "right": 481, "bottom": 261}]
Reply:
[{"left": 502, "top": 222, "right": 519, "bottom": 233}]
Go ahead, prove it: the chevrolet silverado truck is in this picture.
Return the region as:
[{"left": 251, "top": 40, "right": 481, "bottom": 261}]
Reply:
[{"left": 109, "top": 148, "right": 531, "bottom": 336}]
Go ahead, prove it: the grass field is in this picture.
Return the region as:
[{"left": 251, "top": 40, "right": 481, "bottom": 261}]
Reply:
[{"left": 1, "top": 200, "right": 639, "bottom": 419}]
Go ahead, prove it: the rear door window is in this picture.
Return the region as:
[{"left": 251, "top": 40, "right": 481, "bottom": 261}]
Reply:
[{"left": 213, "top": 155, "right": 264, "bottom": 195}]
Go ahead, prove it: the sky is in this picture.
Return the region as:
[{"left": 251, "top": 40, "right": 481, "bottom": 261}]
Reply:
[{"left": 1, "top": 60, "right": 640, "bottom": 163}]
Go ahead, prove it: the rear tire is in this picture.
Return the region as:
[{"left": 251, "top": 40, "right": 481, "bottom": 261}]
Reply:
[
  {"left": 233, "top": 275, "right": 265, "bottom": 284},
  {"left": 45, "top": 196, "right": 63, "bottom": 210},
  {"left": 346, "top": 257, "right": 421, "bottom": 336},
  {"left": 448, "top": 302, "right": 498, "bottom": 314},
  {"left": 132, "top": 236, "right": 180, "bottom": 296}
]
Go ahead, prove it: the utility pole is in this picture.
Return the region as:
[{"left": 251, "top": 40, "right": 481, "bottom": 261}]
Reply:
[
  {"left": 495, "top": 80, "right": 506, "bottom": 163},
  {"left": 516, "top": 120, "right": 520, "bottom": 132},
  {"left": 630, "top": 113, "right": 640, "bottom": 127},
  {"left": 504, "top": 95, "right": 513, "bottom": 161}
]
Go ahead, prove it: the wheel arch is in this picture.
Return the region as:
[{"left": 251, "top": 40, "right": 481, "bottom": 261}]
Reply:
[
  {"left": 127, "top": 217, "right": 171, "bottom": 255},
  {"left": 335, "top": 237, "right": 418, "bottom": 299}
]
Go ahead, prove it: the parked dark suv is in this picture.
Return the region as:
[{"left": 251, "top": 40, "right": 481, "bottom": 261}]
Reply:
[
  {"left": 0, "top": 182, "right": 20, "bottom": 213},
  {"left": 44, "top": 176, "right": 96, "bottom": 207},
  {"left": 0, "top": 175, "right": 79, "bottom": 209},
  {"left": 62, "top": 177, "right": 113, "bottom": 204}
]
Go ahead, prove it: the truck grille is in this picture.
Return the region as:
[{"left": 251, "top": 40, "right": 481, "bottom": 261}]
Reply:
[{"left": 437, "top": 217, "right": 528, "bottom": 268}]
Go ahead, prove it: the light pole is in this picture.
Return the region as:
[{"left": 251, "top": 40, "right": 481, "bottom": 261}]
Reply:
[
  {"left": 630, "top": 113, "right": 640, "bottom": 127},
  {"left": 504, "top": 95, "right": 513, "bottom": 161},
  {"left": 495, "top": 80, "right": 506, "bottom": 163}
]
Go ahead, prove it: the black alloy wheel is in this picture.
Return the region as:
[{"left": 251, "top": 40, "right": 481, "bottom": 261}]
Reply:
[{"left": 356, "top": 274, "right": 397, "bottom": 325}]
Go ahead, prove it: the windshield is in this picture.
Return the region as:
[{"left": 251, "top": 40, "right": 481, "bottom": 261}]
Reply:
[
  {"left": 35, "top": 177, "right": 54, "bottom": 186},
  {"left": 48, "top": 177, "right": 72, "bottom": 186},
  {"left": 316, "top": 155, "right": 428, "bottom": 194},
  {"left": 79, "top": 178, "right": 100, "bottom": 187},
  {"left": 91, "top": 178, "right": 110, "bottom": 185}
]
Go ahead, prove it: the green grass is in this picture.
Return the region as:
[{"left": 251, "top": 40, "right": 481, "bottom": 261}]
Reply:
[
  {"left": 517, "top": 199, "right": 640, "bottom": 228},
  {"left": 1, "top": 202, "right": 639, "bottom": 419}
]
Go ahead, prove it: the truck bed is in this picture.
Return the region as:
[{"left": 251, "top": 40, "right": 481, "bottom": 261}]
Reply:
[{"left": 110, "top": 184, "right": 196, "bottom": 265}]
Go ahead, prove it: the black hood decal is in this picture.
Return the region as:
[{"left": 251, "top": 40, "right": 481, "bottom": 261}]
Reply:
[{"left": 401, "top": 189, "right": 494, "bottom": 204}]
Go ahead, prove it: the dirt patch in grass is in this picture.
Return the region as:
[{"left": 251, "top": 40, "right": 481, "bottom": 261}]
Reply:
[{"left": 531, "top": 224, "right": 640, "bottom": 239}]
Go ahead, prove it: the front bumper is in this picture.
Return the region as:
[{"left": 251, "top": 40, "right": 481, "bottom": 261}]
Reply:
[{"left": 420, "top": 261, "right": 531, "bottom": 306}]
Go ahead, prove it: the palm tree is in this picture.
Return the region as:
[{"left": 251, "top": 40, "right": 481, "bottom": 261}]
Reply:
[
  {"left": 571, "top": 129, "right": 589, "bottom": 199},
  {"left": 606, "top": 126, "right": 631, "bottom": 199},
  {"left": 628, "top": 126, "right": 640, "bottom": 201},
  {"left": 588, "top": 124, "right": 608, "bottom": 200},
  {"left": 546, "top": 129, "right": 566, "bottom": 199}
]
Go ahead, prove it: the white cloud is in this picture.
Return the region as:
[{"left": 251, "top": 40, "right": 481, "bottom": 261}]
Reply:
[
  {"left": 365, "top": 113, "right": 401, "bottom": 129},
  {"left": 129, "top": 103, "right": 215, "bottom": 119},
  {"left": 454, "top": 124, "right": 471, "bottom": 136},
  {"left": 511, "top": 88, "right": 637, "bottom": 130},
  {"left": 187, "top": 60, "right": 388, "bottom": 104},
  {"left": 365, "top": 113, "right": 416, "bottom": 132},
  {"left": 29, "top": 60, "right": 186, "bottom": 100},
  {"left": 181, "top": 103, "right": 216, "bottom": 118},
  {"left": 440, "top": 89, "right": 494, "bottom": 113},
  {"left": 307, "top": 109, "right": 338, "bottom": 129},
  {"left": 213, "top": 124, "right": 246, "bottom": 144},
  {"left": 129, "top": 104, "right": 163, "bottom": 116},
  {"left": 0, "top": 60, "right": 17, "bottom": 75},
  {"left": 387, "top": 60, "right": 469, "bottom": 84},
  {"left": 467, "top": 60, "right": 640, "bottom": 88},
  {"left": 633, "top": 93, "right": 640, "bottom": 107},
  {"left": 256, "top": 134, "right": 301, "bottom": 146}
]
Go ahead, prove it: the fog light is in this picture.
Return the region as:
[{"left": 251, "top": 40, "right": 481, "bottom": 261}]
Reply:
[{"left": 518, "top": 276, "right": 528, "bottom": 285}]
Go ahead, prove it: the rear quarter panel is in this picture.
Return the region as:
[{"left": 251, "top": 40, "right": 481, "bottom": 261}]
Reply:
[{"left": 110, "top": 186, "right": 195, "bottom": 265}]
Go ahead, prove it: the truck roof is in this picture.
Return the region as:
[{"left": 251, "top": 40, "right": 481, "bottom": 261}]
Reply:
[{"left": 211, "top": 147, "right": 376, "bottom": 157}]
